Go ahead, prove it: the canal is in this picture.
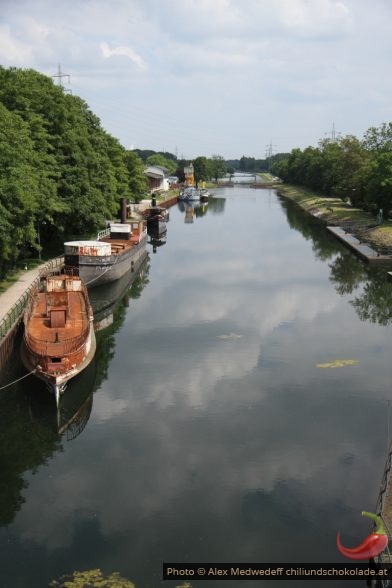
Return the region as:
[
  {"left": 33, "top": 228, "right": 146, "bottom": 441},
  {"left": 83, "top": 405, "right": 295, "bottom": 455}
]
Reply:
[{"left": 2, "top": 186, "right": 392, "bottom": 587}]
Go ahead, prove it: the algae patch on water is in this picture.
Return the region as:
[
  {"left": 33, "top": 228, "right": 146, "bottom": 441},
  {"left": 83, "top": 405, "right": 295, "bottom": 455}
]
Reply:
[
  {"left": 316, "top": 359, "right": 360, "bottom": 369},
  {"left": 216, "top": 333, "right": 243, "bottom": 340}
]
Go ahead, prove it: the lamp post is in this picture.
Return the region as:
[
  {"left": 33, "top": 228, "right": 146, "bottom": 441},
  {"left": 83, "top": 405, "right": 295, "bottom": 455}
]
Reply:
[
  {"left": 37, "top": 221, "right": 46, "bottom": 260},
  {"left": 37, "top": 221, "right": 41, "bottom": 260}
]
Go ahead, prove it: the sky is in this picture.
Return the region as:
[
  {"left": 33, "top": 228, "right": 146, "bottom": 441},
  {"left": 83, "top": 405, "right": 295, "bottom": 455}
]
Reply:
[{"left": 1, "top": 0, "right": 391, "bottom": 159}]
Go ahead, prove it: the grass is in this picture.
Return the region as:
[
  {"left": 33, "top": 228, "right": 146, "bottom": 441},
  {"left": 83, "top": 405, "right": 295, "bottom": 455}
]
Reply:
[
  {"left": 0, "top": 258, "right": 43, "bottom": 294},
  {"left": 277, "top": 183, "right": 392, "bottom": 249}
]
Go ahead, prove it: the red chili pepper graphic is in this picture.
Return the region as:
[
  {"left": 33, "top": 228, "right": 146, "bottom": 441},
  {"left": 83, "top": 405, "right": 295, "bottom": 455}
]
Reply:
[{"left": 337, "top": 511, "right": 389, "bottom": 560}]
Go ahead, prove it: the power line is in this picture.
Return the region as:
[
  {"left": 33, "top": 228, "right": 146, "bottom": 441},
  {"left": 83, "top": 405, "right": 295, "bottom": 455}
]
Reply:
[
  {"left": 52, "top": 64, "right": 72, "bottom": 93},
  {"left": 325, "top": 122, "right": 341, "bottom": 142},
  {"left": 265, "top": 139, "right": 277, "bottom": 171}
]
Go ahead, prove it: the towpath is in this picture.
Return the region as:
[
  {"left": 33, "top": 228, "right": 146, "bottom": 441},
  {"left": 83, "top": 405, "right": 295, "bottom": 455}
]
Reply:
[
  {"left": 0, "top": 193, "right": 178, "bottom": 327},
  {"left": 0, "top": 265, "right": 45, "bottom": 323}
]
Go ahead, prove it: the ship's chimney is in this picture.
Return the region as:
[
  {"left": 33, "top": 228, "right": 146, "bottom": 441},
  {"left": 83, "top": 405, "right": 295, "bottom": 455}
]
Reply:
[
  {"left": 151, "top": 195, "right": 157, "bottom": 207},
  {"left": 120, "top": 198, "right": 127, "bottom": 224}
]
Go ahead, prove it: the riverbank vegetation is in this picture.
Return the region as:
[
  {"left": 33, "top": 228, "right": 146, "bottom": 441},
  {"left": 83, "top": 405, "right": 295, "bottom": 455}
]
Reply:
[
  {"left": 271, "top": 125, "right": 392, "bottom": 218},
  {"left": 271, "top": 124, "right": 392, "bottom": 248},
  {"left": 4, "top": 64, "right": 392, "bottom": 278},
  {"left": 277, "top": 184, "right": 392, "bottom": 250},
  {"left": 0, "top": 67, "right": 237, "bottom": 279},
  {"left": 49, "top": 568, "right": 191, "bottom": 588},
  {"left": 0, "top": 67, "right": 148, "bottom": 279}
]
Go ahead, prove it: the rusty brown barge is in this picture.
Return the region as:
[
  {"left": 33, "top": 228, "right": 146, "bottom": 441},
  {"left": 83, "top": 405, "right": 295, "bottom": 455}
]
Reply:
[
  {"left": 20, "top": 273, "right": 96, "bottom": 407},
  {"left": 64, "top": 220, "right": 147, "bottom": 288}
]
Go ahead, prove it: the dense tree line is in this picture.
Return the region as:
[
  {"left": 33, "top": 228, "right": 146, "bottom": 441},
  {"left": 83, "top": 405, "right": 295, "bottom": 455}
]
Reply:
[
  {"left": 0, "top": 66, "right": 148, "bottom": 279},
  {"left": 137, "top": 150, "right": 230, "bottom": 184},
  {"left": 271, "top": 124, "right": 392, "bottom": 216}
]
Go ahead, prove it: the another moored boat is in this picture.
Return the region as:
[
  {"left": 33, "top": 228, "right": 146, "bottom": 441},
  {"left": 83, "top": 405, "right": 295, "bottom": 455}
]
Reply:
[
  {"left": 180, "top": 187, "right": 200, "bottom": 202},
  {"left": 64, "top": 220, "right": 147, "bottom": 288},
  {"left": 143, "top": 206, "right": 169, "bottom": 234},
  {"left": 20, "top": 273, "right": 96, "bottom": 407}
]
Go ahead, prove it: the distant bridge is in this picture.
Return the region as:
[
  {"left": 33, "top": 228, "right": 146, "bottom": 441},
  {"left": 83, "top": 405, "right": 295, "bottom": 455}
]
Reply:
[{"left": 218, "top": 179, "right": 278, "bottom": 188}]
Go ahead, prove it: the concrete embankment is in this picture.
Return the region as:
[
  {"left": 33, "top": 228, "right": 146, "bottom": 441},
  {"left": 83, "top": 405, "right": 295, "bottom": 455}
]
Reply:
[
  {"left": 277, "top": 185, "right": 392, "bottom": 266},
  {"left": 327, "top": 227, "right": 392, "bottom": 265},
  {"left": 130, "top": 193, "right": 178, "bottom": 216}
]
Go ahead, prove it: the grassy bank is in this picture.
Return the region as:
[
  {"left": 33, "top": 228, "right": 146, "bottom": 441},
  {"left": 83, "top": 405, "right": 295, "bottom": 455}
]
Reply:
[{"left": 276, "top": 183, "right": 392, "bottom": 250}]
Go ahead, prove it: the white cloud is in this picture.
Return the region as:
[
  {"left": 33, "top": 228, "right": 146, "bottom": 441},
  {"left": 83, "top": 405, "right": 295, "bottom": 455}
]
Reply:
[
  {"left": 0, "top": 25, "right": 33, "bottom": 65},
  {"left": 277, "top": 0, "right": 352, "bottom": 40},
  {"left": 100, "top": 42, "right": 146, "bottom": 69},
  {"left": 1, "top": 0, "right": 392, "bottom": 155}
]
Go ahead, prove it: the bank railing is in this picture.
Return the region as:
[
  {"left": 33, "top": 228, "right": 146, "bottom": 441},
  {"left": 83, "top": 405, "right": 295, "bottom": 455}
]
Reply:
[{"left": 0, "top": 257, "right": 64, "bottom": 342}]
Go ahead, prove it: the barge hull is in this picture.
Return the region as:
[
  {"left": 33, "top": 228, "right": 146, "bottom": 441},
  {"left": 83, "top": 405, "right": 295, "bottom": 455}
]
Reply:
[{"left": 65, "top": 234, "right": 147, "bottom": 288}]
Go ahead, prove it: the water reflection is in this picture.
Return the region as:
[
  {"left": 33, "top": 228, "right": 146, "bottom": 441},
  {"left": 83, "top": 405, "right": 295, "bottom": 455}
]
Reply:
[
  {"left": 147, "top": 224, "right": 167, "bottom": 253},
  {"left": 3, "top": 188, "right": 392, "bottom": 587},
  {"left": 350, "top": 271, "right": 392, "bottom": 325},
  {"left": 279, "top": 195, "right": 392, "bottom": 326},
  {"left": 178, "top": 200, "right": 209, "bottom": 223},
  {"left": 90, "top": 251, "right": 149, "bottom": 330},
  {"left": 0, "top": 258, "right": 151, "bottom": 529},
  {"left": 279, "top": 196, "right": 342, "bottom": 261},
  {"left": 207, "top": 195, "right": 226, "bottom": 214},
  {"left": 177, "top": 195, "right": 226, "bottom": 222}
]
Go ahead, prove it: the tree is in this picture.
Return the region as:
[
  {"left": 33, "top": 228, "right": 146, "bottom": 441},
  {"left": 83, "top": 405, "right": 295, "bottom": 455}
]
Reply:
[
  {"left": 363, "top": 122, "right": 392, "bottom": 153},
  {"left": 333, "top": 136, "right": 369, "bottom": 205},
  {"left": 365, "top": 151, "right": 392, "bottom": 215},
  {"left": 124, "top": 151, "right": 148, "bottom": 202},
  {"left": 50, "top": 569, "right": 135, "bottom": 587},
  {"left": 193, "top": 156, "right": 211, "bottom": 184},
  {"left": 0, "top": 103, "right": 41, "bottom": 276},
  {"left": 0, "top": 66, "right": 150, "bottom": 269},
  {"left": 210, "top": 154, "right": 226, "bottom": 181},
  {"left": 146, "top": 153, "right": 177, "bottom": 174}
]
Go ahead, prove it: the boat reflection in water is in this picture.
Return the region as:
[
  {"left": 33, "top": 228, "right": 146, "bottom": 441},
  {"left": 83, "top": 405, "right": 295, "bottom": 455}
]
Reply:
[
  {"left": 27, "top": 252, "right": 150, "bottom": 441},
  {"left": 178, "top": 200, "right": 209, "bottom": 224},
  {"left": 147, "top": 223, "right": 167, "bottom": 254},
  {"left": 90, "top": 250, "right": 149, "bottom": 330},
  {"left": 27, "top": 357, "right": 96, "bottom": 442}
]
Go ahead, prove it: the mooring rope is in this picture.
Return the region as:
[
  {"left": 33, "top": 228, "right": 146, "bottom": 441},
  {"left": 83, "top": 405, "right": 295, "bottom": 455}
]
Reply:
[
  {"left": 84, "top": 252, "right": 120, "bottom": 287},
  {"left": 0, "top": 368, "right": 36, "bottom": 391}
]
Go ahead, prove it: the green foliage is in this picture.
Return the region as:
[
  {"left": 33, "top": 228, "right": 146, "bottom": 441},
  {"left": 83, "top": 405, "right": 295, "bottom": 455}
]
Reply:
[
  {"left": 146, "top": 153, "right": 177, "bottom": 174},
  {"left": 50, "top": 569, "right": 192, "bottom": 588},
  {"left": 124, "top": 151, "right": 148, "bottom": 202},
  {"left": 49, "top": 569, "right": 135, "bottom": 587},
  {"left": 239, "top": 155, "right": 266, "bottom": 172},
  {"left": 0, "top": 378, "right": 61, "bottom": 526},
  {"left": 209, "top": 154, "right": 226, "bottom": 181},
  {"left": 0, "top": 103, "right": 42, "bottom": 276},
  {"left": 350, "top": 272, "right": 392, "bottom": 326},
  {"left": 365, "top": 151, "right": 392, "bottom": 214},
  {"left": 271, "top": 127, "right": 392, "bottom": 216},
  {"left": 0, "top": 66, "right": 151, "bottom": 278},
  {"left": 134, "top": 148, "right": 177, "bottom": 163},
  {"left": 363, "top": 122, "right": 392, "bottom": 152},
  {"left": 193, "top": 156, "right": 212, "bottom": 183}
]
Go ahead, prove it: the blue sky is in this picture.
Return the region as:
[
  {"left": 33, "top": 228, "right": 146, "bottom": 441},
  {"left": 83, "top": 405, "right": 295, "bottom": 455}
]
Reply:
[{"left": 1, "top": 0, "right": 391, "bottom": 159}]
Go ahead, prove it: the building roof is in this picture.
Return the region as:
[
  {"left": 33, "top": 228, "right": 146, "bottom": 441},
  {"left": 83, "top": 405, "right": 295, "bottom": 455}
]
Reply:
[{"left": 144, "top": 166, "right": 165, "bottom": 179}]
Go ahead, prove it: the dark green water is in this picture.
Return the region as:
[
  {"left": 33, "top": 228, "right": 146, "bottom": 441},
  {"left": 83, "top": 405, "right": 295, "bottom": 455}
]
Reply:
[{"left": 2, "top": 187, "right": 392, "bottom": 587}]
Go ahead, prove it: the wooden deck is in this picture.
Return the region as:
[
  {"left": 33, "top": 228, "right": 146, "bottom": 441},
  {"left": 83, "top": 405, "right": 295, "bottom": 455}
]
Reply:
[{"left": 29, "top": 291, "right": 88, "bottom": 344}]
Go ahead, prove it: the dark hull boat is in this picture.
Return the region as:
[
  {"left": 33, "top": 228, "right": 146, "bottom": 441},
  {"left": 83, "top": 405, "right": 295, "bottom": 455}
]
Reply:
[
  {"left": 64, "top": 220, "right": 147, "bottom": 288},
  {"left": 143, "top": 206, "right": 169, "bottom": 235}
]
